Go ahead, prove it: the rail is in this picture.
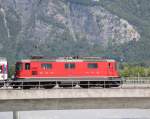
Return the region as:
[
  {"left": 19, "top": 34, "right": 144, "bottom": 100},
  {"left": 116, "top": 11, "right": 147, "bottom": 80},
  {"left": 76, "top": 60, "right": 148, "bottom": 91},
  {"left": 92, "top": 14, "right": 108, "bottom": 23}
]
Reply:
[{"left": 0, "top": 77, "right": 150, "bottom": 89}]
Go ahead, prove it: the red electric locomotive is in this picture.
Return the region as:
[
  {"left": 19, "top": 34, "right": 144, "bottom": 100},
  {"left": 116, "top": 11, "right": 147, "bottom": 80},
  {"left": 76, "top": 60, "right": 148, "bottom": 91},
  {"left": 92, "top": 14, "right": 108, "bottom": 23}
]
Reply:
[{"left": 13, "top": 57, "right": 121, "bottom": 89}]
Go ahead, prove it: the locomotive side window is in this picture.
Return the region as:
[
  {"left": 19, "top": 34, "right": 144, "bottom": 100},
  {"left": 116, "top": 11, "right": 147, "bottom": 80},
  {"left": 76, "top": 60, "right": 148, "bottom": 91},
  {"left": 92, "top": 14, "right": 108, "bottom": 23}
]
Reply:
[
  {"left": 16, "top": 63, "right": 22, "bottom": 70},
  {"left": 25, "top": 63, "right": 30, "bottom": 70},
  {"left": 88, "top": 63, "right": 98, "bottom": 69},
  {"left": 41, "top": 64, "right": 52, "bottom": 69},
  {"left": 65, "top": 63, "right": 75, "bottom": 69},
  {"left": 108, "top": 63, "right": 111, "bottom": 69}
]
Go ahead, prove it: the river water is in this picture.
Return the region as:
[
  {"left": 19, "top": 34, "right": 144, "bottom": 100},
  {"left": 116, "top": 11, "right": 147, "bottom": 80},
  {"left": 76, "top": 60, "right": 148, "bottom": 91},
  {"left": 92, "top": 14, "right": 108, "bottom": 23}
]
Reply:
[{"left": 0, "top": 109, "right": 150, "bottom": 119}]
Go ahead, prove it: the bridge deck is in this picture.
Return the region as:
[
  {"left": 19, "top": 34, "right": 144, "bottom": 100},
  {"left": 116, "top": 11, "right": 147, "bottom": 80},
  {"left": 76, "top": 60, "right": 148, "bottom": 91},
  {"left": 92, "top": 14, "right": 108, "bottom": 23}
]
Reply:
[{"left": 0, "top": 89, "right": 150, "bottom": 111}]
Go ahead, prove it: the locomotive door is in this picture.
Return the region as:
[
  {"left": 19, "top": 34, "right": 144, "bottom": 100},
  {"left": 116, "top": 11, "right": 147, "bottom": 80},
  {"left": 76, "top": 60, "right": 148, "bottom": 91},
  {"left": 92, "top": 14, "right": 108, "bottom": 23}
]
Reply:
[
  {"left": 24, "top": 63, "right": 31, "bottom": 77},
  {"left": 108, "top": 63, "right": 113, "bottom": 76}
]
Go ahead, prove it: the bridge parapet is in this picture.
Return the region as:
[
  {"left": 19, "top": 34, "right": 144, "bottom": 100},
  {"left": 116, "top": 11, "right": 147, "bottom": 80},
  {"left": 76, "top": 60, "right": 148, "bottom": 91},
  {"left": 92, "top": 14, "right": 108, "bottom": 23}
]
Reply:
[{"left": 0, "top": 89, "right": 150, "bottom": 100}]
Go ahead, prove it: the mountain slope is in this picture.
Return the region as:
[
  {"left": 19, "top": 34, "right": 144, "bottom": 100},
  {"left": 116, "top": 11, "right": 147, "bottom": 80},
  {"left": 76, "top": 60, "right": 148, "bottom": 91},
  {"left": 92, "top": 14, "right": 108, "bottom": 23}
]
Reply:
[
  {"left": 0, "top": 0, "right": 149, "bottom": 64},
  {"left": 69, "top": 0, "right": 150, "bottom": 63}
]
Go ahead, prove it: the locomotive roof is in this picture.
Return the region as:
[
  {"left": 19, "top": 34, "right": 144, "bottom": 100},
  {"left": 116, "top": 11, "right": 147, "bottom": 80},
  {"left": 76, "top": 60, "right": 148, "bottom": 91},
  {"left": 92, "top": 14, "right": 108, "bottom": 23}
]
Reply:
[{"left": 19, "top": 57, "right": 116, "bottom": 62}]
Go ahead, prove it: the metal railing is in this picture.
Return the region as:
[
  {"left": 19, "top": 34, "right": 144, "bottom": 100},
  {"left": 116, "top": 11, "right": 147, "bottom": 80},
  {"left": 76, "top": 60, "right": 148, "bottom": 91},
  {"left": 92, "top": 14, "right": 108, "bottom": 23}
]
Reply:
[
  {"left": 122, "top": 77, "right": 150, "bottom": 88},
  {"left": 0, "top": 77, "right": 150, "bottom": 89}
]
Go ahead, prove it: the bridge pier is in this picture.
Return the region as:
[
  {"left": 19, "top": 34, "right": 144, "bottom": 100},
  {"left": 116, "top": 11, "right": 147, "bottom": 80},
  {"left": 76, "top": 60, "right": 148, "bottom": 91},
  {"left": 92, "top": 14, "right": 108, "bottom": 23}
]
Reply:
[{"left": 13, "top": 111, "right": 19, "bottom": 119}]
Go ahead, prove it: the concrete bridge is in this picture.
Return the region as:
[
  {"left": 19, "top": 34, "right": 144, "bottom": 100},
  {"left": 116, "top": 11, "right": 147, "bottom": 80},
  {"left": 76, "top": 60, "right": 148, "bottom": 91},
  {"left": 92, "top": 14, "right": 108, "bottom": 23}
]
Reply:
[
  {"left": 0, "top": 88, "right": 150, "bottom": 111},
  {"left": 0, "top": 88, "right": 150, "bottom": 119}
]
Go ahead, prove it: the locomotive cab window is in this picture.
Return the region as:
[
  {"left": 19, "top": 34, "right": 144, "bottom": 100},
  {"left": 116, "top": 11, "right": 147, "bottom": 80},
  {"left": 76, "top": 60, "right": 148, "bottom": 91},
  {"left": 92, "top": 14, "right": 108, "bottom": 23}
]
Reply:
[
  {"left": 65, "top": 63, "right": 75, "bottom": 69},
  {"left": 88, "top": 63, "right": 98, "bottom": 69},
  {"left": 16, "top": 63, "right": 22, "bottom": 71},
  {"left": 25, "top": 63, "right": 30, "bottom": 70},
  {"left": 41, "top": 64, "right": 52, "bottom": 69}
]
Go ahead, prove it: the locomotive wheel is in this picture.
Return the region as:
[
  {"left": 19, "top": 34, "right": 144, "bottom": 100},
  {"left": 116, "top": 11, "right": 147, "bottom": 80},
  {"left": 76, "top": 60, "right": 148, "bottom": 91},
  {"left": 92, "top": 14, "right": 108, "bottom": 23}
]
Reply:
[
  {"left": 58, "top": 84, "right": 76, "bottom": 88},
  {"left": 22, "top": 86, "right": 31, "bottom": 89},
  {"left": 13, "top": 86, "right": 19, "bottom": 89},
  {"left": 58, "top": 81, "right": 77, "bottom": 88},
  {"left": 79, "top": 81, "right": 91, "bottom": 88},
  {"left": 102, "top": 85, "right": 111, "bottom": 88},
  {"left": 21, "top": 83, "right": 31, "bottom": 89},
  {"left": 42, "top": 82, "right": 56, "bottom": 89},
  {"left": 22, "top": 85, "right": 31, "bottom": 89},
  {"left": 101, "top": 81, "right": 111, "bottom": 88},
  {"left": 12, "top": 82, "right": 20, "bottom": 89},
  {"left": 88, "top": 81, "right": 99, "bottom": 87}
]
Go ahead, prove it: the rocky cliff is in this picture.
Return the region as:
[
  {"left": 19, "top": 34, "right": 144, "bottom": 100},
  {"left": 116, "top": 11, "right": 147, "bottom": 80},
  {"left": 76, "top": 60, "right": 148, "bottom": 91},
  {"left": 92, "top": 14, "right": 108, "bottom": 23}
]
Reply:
[{"left": 0, "top": 0, "right": 143, "bottom": 62}]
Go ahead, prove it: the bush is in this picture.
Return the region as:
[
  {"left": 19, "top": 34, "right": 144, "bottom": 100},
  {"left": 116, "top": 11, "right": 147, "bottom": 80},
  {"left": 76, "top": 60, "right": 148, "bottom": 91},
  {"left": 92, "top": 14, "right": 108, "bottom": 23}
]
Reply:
[{"left": 119, "top": 64, "right": 150, "bottom": 77}]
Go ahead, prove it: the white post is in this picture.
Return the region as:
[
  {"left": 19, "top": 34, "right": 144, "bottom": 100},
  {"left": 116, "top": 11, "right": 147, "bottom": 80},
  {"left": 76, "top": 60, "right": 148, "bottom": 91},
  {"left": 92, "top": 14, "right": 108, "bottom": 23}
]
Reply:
[{"left": 13, "top": 111, "right": 19, "bottom": 119}]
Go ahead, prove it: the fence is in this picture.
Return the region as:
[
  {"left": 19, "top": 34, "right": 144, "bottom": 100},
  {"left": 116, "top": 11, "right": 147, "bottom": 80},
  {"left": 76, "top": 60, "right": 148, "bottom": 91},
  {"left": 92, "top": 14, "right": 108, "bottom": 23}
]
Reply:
[{"left": 0, "top": 77, "right": 150, "bottom": 89}]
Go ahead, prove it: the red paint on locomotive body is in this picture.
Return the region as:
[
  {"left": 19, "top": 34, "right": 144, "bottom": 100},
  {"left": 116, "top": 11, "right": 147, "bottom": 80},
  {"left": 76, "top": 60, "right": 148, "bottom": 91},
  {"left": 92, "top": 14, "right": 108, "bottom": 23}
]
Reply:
[{"left": 15, "top": 57, "right": 120, "bottom": 80}]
